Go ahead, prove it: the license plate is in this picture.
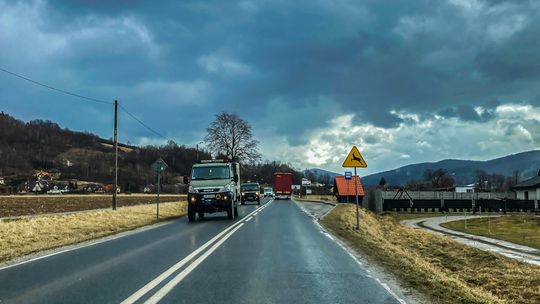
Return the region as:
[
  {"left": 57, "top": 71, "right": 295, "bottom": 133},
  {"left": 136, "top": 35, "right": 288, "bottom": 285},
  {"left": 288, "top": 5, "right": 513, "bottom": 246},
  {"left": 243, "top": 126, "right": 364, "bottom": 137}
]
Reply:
[{"left": 203, "top": 194, "right": 215, "bottom": 199}]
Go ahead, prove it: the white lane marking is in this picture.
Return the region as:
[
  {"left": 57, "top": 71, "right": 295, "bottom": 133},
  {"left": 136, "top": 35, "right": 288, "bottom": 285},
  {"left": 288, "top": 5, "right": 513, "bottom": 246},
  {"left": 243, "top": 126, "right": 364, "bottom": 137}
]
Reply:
[
  {"left": 121, "top": 200, "right": 273, "bottom": 304},
  {"left": 143, "top": 223, "right": 245, "bottom": 304},
  {"left": 375, "top": 278, "right": 407, "bottom": 304},
  {"left": 292, "top": 201, "right": 407, "bottom": 304},
  {"left": 0, "top": 221, "right": 174, "bottom": 271},
  {"left": 245, "top": 216, "right": 253, "bottom": 222}
]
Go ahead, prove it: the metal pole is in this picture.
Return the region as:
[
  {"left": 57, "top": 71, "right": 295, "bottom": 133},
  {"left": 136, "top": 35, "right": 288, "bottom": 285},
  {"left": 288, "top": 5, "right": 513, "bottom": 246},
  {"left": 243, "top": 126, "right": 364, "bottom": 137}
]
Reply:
[
  {"left": 157, "top": 168, "right": 160, "bottom": 220},
  {"left": 112, "top": 100, "right": 118, "bottom": 210},
  {"left": 354, "top": 167, "right": 359, "bottom": 230},
  {"left": 196, "top": 144, "right": 199, "bottom": 161},
  {"left": 346, "top": 179, "right": 349, "bottom": 204}
]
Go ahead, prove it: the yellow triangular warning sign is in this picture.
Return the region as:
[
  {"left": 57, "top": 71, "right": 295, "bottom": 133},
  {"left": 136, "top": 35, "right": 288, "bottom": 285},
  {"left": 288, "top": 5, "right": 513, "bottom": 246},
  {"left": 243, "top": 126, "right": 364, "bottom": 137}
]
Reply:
[{"left": 342, "top": 146, "right": 367, "bottom": 168}]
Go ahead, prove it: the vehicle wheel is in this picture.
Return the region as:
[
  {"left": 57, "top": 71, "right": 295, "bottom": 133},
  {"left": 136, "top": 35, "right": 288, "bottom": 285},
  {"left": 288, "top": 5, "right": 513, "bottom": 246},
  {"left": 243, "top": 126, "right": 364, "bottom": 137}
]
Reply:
[
  {"left": 241, "top": 200, "right": 245, "bottom": 205},
  {"left": 198, "top": 211, "right": 205, "bottom": 220},
  {"left": 234, "top": 206, "right": 238, "bottom": 217},
  {"left": 227, "top": 201, "right": 234, "bottom": 219},
  {"left": 188, "top": 206, "right": 196, "bottom": 222}
]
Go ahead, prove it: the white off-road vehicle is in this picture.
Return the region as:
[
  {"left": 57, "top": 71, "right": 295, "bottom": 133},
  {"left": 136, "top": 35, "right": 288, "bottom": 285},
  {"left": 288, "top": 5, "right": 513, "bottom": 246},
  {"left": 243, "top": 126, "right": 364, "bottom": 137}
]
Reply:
[{"left": 185, "top": 160, "right": 241, "bottom": 222}]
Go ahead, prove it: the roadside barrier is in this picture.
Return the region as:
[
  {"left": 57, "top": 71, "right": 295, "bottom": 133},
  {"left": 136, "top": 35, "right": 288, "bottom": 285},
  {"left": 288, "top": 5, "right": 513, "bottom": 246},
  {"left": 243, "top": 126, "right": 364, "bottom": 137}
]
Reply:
[{"left": 383, "top": 198, "right": 538, "bottom": 214}]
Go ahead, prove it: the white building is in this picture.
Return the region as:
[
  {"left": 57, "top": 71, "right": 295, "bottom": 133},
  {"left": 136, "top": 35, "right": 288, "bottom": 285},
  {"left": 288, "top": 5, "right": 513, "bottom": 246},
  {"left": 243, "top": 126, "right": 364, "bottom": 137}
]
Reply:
[
  {"left": 455, "top": 184, "right": 475, "bottom": 193},
  {"left": 512, "top": 171, "right": 540, "bottom": 200}
]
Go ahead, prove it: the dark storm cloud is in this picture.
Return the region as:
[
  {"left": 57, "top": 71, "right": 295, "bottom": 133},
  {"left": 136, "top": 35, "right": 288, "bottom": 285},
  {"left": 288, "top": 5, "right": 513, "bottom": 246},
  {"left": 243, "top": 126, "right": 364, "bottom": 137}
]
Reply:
[
  {"left": 2, "top": 0, "right": 540, "bottom": 146},
  {"left": 437, "top": 104, "right": 496, "bottom": 122}
]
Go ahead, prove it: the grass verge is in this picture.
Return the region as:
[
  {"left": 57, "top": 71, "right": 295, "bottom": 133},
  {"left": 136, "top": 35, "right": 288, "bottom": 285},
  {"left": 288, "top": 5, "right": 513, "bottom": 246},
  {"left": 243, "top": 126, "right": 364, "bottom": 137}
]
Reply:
[
  {"left": 441, "top": 215, "right": 540, "bottom": 250},
  {"left": 0, "top": 194, "right": 185, "bottom": 217},
  {"left": 383, "top": 211, "right": 447, "bottom": 222},
  {"left": 321, "top": 204, "right": 540, "bottom": 304},
  {"left": 0, "top": 201, "right": 187, "bottom": 263}
]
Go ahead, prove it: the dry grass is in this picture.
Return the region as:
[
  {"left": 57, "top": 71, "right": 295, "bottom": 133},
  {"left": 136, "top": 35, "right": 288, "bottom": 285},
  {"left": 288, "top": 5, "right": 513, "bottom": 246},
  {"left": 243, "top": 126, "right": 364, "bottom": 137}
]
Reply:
[
  {"left": 383, "top": 211, "right": 447, "bottom": 221},
  {"left": 0, "top": 194, "right": 186, "bottom": 217},
  {"left": 321, "top": 204, "right": 540, "bottom": 304},
  {"left": 442, "top": 215, "right": 540, "bottom": 250},
  {"left": 0, "top": 201, "right": 187, "bottom": 263},
  {"left": 300, "top": 194, "right": 336, "bottom": 201}
]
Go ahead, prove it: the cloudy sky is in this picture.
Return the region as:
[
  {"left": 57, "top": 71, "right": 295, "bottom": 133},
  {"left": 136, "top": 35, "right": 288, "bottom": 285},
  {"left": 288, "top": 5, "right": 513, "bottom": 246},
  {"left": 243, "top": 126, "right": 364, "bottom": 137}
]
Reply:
[{"left": 1, "top": 0, "right": 540, "bottom": 175}]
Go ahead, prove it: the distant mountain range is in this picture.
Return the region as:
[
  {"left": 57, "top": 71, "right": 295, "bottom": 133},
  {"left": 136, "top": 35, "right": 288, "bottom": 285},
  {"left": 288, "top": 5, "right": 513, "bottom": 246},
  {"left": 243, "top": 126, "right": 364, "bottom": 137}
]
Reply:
[
  {"left": 361, "top": 150, "right": 540, "bottom": 186},
  {"left": 303, "top": 168, "right": 340, "bottom": 181},
  {"left": 306, "top": 150, "right": 540, "bottom": 187}
]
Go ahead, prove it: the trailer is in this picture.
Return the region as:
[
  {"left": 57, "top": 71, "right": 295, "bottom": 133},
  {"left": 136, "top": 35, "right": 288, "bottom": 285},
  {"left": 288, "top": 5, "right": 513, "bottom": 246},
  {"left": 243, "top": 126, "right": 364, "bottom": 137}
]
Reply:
[{"left": 274, "top": 172, "right": 292, "bottom": 200}]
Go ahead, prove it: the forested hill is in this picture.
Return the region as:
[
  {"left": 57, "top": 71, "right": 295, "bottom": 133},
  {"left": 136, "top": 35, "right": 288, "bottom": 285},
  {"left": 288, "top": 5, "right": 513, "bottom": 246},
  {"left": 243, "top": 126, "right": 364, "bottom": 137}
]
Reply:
[
  {"left": 0, "top": 112, "right": 304, "bottom": 192},
  {"left": 0, "top": 112, "right": 210, "bottom": 190}
]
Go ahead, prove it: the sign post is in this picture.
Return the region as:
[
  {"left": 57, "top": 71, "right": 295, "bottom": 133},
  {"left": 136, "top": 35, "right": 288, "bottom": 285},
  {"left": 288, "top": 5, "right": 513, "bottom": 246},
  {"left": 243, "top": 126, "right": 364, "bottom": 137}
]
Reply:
[
  {"left": 342, "top": 146, "right": 367, "bottom": 230},
  {"left": 344, "top": 171, "right": 352, "bottom": 204},
  {"left": 152, "top": 158, "right": 168, "bottom": 220}
]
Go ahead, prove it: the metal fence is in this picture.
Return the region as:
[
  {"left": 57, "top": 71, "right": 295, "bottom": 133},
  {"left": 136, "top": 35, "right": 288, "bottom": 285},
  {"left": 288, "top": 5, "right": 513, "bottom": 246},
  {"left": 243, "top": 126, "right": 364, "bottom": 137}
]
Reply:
[
  {"left": 383, "top": 198, "right": 539, "bottom": 213},
  {"left": 382, "top": 191, "right": 515, "bottom": 200}
]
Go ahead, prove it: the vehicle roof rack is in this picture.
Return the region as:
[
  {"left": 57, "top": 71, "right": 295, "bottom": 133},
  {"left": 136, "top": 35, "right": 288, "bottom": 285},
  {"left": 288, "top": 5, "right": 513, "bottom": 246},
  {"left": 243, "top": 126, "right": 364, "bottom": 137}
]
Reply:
[{"left": 197, "top": 159, "right": 228, "bottom": 164}]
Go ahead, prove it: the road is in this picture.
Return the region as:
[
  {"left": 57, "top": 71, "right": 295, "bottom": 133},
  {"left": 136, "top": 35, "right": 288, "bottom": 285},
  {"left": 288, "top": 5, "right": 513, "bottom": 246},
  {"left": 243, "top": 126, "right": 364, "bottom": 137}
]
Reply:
[
  {"left": 403, "top": 215, "right": 540, "bottom": 266},
  {"left": 0, "top": 198, "right": 403, "bottom": 304}
]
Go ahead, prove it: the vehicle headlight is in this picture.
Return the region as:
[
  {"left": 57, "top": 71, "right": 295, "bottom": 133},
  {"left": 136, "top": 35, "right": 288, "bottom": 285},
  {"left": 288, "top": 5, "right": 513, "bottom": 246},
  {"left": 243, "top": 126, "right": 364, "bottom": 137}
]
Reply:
[
  {"left": 242, "top": 192, "right": 245, "bottom": 196},
  {"left": 188, "top": 186, "right": 198, "bottom": 193},
  {"left": 256, "top": 192, "right": 259, "bottom": 195},
  {"left": 218, "top": 184, "right": 232, "bottom": 193}
]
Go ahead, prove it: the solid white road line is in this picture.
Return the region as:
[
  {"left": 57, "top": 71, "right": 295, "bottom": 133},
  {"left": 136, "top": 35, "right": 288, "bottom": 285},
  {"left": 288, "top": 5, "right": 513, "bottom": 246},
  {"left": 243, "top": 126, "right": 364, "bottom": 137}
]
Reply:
[
  {"left": 121, "top": 200, "right": 272, "bottom": 304},
  {"left": 143, "top": 223, "right": 245, "bottom": 304},
  {"left": 292, "top": 201, "right": 407, "bottom": 304}
]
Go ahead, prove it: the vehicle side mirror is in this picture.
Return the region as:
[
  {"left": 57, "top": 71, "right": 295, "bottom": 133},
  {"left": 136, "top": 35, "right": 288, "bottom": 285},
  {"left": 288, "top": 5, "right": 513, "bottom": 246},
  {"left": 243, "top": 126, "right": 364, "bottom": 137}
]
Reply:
[
  {"left": 233, "top": 176, "right": 238, "bottom": 183},
  {"left": 183, "top": 176, "right": 189, "bottom": 184}
]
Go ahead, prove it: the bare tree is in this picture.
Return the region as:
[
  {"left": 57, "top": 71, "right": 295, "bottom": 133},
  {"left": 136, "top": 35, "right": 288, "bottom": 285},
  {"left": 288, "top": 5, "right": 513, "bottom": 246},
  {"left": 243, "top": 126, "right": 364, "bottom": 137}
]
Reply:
[
  {"left": 205, "top": 112, "right": 261, "bottom": 163},
  {"left": 424, "top": 168, "right": 454, "bottom": 188}
]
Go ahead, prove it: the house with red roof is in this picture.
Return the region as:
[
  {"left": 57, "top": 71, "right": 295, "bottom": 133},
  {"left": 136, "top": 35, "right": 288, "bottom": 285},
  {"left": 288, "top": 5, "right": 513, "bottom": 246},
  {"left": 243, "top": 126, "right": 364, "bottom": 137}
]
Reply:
[{"left": 333, "top": 175, "right": 365, "bottom": 203}]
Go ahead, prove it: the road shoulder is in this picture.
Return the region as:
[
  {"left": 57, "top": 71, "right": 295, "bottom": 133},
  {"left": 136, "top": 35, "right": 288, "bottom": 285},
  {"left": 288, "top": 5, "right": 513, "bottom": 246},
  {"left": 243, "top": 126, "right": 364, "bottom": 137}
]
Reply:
[{"left": 294, "top": 200, "right": 426, "bottom": 304}]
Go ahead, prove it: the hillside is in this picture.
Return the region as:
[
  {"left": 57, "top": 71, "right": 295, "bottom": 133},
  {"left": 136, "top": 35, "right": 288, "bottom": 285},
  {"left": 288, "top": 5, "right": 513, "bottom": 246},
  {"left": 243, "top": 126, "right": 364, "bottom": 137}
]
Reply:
[
  {"left": 304, "top": 168, "right": 340, "bottom": 184},
  {"left": 361, "top": 150, "right": 540, "bottom": 186},
  {"left": 0, "top": 112, "right": 210, "bottom": 191},
  {"left": 0, "top": 112, "right": 305, "bottom": 192}
]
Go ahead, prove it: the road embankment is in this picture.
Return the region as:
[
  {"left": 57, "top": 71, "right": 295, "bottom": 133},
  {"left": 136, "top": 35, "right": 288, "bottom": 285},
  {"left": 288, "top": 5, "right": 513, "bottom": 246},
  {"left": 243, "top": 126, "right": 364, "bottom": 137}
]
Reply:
[
  {"left": 320, "top": 204, "right": 540, "bottom": 304},
  {"left": 0, "top": 201, "right": 187, "bottom": 264}
]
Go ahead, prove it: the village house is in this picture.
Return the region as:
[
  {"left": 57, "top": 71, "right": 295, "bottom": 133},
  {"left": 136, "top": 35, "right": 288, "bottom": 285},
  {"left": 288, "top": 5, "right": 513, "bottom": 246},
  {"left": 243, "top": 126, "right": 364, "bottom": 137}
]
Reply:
[
  {"left": 333, "top": 175, "right": 365, "bottom": 203},
  {"left": 512, "top": 170, "right": 540, "bottom": 200}
]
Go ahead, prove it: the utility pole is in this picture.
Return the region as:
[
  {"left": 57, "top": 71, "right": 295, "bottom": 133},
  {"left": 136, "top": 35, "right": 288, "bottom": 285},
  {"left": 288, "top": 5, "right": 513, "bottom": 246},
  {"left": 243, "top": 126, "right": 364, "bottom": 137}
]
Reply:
[
  {"left": 112, "top": 100, "right": 118, "bottom": 210},
  {"left": 196, "top": 141, "right": 204, "bottom": 161}
]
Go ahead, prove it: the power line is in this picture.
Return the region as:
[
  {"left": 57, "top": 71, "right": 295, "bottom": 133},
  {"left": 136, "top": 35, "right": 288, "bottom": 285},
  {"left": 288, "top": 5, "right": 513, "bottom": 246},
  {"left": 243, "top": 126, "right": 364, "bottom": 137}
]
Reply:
[
  {"left": 0, "top": 67, "right": 112, "bottom": 105},
  {"left": 0, "top": 66, "right": 168, "bottom": 140},
  {"left": 118, "top": 103, "right": 167, "bottom": 140}
]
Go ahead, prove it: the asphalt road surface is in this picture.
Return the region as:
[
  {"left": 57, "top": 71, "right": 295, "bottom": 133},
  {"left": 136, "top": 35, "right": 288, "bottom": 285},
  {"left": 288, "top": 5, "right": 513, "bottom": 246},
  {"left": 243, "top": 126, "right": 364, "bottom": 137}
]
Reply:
[{"left": 0, "top": 198, "right": 402, "bottom": 304}]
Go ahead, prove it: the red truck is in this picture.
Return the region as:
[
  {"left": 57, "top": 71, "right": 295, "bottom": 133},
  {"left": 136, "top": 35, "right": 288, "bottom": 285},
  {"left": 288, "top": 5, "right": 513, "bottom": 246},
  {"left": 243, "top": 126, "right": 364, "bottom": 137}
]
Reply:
[{"left": 274, "top": 172, "right": 292, "bottom": 199}]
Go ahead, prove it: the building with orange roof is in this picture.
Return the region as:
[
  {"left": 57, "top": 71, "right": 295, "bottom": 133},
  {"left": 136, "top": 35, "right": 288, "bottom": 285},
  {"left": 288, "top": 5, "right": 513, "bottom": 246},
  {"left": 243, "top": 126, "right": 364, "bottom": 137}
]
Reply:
[{"left": 333, "top": 175, "right": 365, "bottom": 203}]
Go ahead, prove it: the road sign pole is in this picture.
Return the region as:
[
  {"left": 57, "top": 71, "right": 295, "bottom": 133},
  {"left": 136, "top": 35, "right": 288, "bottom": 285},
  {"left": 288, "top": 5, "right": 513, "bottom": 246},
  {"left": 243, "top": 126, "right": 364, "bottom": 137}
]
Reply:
[
  {"left": 112, "top": 99, "right": 118, "bottom": 211},
  {"left": 354, "top": 167, "right": 359, "bottom": 230},
  {"left": 346, "top": 179, "right": 349, "bottom": 204},
  {"left": 156, "top": 167, "right": 160, "bottom": 220}
]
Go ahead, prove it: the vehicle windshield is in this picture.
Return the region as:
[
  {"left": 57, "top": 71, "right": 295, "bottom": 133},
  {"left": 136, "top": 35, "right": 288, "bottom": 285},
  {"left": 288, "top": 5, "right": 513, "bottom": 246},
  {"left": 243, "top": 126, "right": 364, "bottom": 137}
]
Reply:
[
  {"left": 191, "top": 166, "right": 230, "bottom": 180},
  {"left": 264, "top": 188, "right": 273, "bottom": 193},
  {"left": 241, "top": 184, "right": 259, "bottom": 191}
]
